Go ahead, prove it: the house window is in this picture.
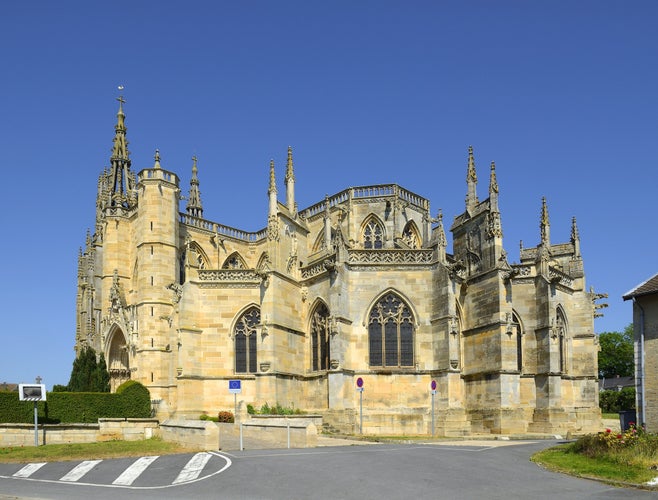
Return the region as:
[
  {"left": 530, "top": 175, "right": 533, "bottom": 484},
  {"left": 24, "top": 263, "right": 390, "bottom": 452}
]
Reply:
[
  {"left": 363, "top": 219, "right": 384, "bottom": 249},
  {"left": 235, "top": 307, "right": 260, "bottom": 373},
  {"left": 311, "top": 303, "right": 330, "bottom": 371},
  {"left": 368, "top": 293, "right": 414, "bottom": 367}
]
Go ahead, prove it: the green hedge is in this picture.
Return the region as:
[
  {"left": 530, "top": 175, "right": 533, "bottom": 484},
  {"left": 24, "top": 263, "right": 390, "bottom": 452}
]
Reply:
[
  {"left": 0, "top": 381, "right": 152, "bottom": 424},
  {"left": 599, "top": 387, "right": 636, "bottom": 413}
]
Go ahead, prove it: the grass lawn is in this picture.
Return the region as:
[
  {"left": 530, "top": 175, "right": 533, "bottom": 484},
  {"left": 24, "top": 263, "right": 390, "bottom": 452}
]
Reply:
[
  {"left": 532, "top": 443, "right": 658, "bottom": 486},
  {"left": 0, "top": 438, "right": 197, "bottom": 463}
]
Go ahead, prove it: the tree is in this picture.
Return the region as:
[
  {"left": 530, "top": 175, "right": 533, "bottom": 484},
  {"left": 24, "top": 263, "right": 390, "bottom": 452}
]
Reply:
[
  {"left": 598, "top": 324, "right": 634, "bottom": 379},
  {"left": 67, "top": 346, "right": 110, "bottom": 392}
]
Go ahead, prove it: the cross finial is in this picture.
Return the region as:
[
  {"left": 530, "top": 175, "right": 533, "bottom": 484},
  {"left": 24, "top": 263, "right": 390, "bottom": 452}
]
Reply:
[{"left": 35, "top": 376, "right": 42, "bottom": 384}]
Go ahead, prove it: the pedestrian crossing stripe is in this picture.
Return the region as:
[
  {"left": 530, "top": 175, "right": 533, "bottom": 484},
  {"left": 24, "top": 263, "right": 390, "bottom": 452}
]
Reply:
[
  {"left": 173, "top": 452, "right": 212, "bottom": 484},
  {"left": 60, "top": 460, "right": 102, "bottom": 482},
  {"left": 112, "top": 455, "right": 159, "bottom": 485},
  {"left": 5, "top": 452, "right": 231, "bottom": 489},
  {"left": 13, "top": 462, "right": 46, "bottom": 478}
]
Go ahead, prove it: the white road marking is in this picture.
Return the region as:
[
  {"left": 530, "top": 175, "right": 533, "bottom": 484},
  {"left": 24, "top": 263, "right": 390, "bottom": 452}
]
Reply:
[
  {"left": 13, "top": 462, "right": 47, "bottom": 478},
  {"left": 60, "top": 459, "right": 102, "bottom": 482},
  {"left": 172, "top": 452, "right": 212, "bottom": 484},
  {"left": 112, "top": 455, "right": 159, "bottom": 485}
]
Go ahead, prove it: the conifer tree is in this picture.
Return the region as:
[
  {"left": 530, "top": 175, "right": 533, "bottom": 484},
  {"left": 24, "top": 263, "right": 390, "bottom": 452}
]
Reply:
[{"left": 67, "top": 346, "right": 110, "bottom": 392}]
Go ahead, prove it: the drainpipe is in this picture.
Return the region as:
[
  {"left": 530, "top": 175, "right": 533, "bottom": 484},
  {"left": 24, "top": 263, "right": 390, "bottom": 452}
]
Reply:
[{"left": 634, "top": 298, "right": 646, "bottom": 427}]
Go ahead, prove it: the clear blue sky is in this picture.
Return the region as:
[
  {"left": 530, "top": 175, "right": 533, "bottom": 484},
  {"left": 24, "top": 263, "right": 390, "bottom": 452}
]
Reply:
[{"left": 1, "top": 1, "right": 656, "bottom": 389}]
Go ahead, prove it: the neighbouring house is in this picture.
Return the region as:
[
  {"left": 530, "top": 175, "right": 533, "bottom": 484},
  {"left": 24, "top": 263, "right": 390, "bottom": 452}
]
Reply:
[
  {"left": 623, "top": 272, "right": 658, "bottom": 432},
  {"left": 599, "top": 375, "right": 635, "bottom": 392}
]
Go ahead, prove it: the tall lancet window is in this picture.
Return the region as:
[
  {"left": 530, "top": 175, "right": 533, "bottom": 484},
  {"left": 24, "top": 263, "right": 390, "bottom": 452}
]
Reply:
[
  {"left": 310, "top": 303, "right": 330, "bottom": 371},
  {"left": 556, "top": 308, "right": 568, "bottom": 374},
  {"left": 368, "top": 292, "right": 414, "bottom": 367},
  {"left": 234, "top": 307, "right": 260, "bottom": 373},
  {"left": 363, "top": 217, "right": 384, "bottom": 249}
]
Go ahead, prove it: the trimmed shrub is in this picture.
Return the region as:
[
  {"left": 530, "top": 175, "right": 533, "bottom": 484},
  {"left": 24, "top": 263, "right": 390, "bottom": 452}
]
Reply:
[
  {"left": 217, "top": 411, "right": 234, "bottom": 423},
  {"left": 0, "top": 381, "right": 151, "bottom": 424}
]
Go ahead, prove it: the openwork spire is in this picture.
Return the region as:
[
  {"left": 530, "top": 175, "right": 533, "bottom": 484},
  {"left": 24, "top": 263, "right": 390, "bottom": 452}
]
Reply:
[
  {"left": 466, "top": 146, "right": 478, "bottom": 211},
  {"left": 186, "top": 155, "right": 203, "bottom": 218},
  {"left": 107, "top": 93, "right": 136, "bottom": 209},
  {"left": 540, "top": 197, "right": 550, "bottom": 245}
]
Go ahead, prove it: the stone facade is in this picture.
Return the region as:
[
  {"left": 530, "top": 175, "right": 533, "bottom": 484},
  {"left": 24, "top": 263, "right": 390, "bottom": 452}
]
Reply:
[
  {"left": 623, "top": 273, "right": 658, "bottom": 432},
  {"left": 74, "top": 98, "right": 602, "bottom": 436}
]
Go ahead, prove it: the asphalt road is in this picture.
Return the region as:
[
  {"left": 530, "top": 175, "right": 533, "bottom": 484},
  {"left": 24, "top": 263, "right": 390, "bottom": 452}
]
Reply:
[{"left": 1, "top": 441, "right": 656, "bottom": 499}]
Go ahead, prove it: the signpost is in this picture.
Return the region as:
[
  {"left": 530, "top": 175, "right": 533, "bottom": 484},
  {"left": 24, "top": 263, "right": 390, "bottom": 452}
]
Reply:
[
  {"left": 228, "top": 380, "right": 241, "bottom": 418},
  {"left": 356, "top": 377, "right": 364, "bottom": 434},
  {"left": 429, "top": 380, "right": 437, "bottom": 437},
  {"left": 19, "top": 379, "right": 46, "bottom": 446}
]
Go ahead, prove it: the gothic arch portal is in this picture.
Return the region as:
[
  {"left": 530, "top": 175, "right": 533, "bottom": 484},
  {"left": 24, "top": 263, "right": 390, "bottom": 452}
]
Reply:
[{"left": 106, "top": 325, "right": 130, "bottom": 392}]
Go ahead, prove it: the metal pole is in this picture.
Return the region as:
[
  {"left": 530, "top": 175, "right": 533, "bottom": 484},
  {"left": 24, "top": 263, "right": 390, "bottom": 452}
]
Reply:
[
  {"left": 359, "top": 390, "right": 363, "bottom": 434},
  {"left": 431, "top": 391, "right": 435, "bottom": 437},
  {"left": 287, "top": 419, "right": 290, "bottom": 449},
  {"left": 234, "top": 393, "right": 237, "bottom": 419},
  {"left": 240, "top": 423, "right": 244, "bottom": 451},
  {"left": 33, "top": 402, "right": 38, "bottom": 446}
]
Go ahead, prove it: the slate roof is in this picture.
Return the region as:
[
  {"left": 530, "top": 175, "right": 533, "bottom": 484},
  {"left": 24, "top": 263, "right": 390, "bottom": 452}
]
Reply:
[
  {"left": 599, "top": 376, "right": 635, "bottom": 391},
  {"left": 623, "top": 272, "right": 658, "bottom": 300}
]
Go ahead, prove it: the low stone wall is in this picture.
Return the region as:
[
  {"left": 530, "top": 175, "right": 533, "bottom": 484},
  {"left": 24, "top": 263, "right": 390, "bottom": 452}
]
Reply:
[
  {"left": 218, "top": 420, "right": 317, "bottom": 450},
  {"left": 249, "top": 415, "right": 323, "bottom": 432},
  {"left": 159, "top": 419, "right": 220, "bottom": 451},
  {"left": 0, "top": 417, "right": 318, "bottom": 450},
  {"left": 0, "top": 419, "right": 159, "bottom": 447}
]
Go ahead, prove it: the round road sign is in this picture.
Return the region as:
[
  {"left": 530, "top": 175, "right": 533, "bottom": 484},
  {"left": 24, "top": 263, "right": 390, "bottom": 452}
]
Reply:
[
  {"left": 430, "top": 380, "right": 437, "bottom": 391},
  {"left": 356, "top": 377, "right": 364, "bottom": 388}
]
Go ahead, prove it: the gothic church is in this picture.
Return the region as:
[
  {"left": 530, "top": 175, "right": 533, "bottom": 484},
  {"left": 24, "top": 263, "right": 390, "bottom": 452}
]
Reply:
[{"left": 75, "top": 97, "right": 602, "bottom": 435}]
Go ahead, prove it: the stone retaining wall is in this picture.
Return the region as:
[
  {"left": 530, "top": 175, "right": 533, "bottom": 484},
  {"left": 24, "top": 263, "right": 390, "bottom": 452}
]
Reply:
[{"left": 0, "top": 419, "right": 159, "bottom": 447}]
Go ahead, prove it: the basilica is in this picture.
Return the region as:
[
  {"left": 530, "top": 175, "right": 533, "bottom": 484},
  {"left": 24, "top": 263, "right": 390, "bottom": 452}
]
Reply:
[{"left": 74, "top": 97, "right": 603, "bottom": 435}]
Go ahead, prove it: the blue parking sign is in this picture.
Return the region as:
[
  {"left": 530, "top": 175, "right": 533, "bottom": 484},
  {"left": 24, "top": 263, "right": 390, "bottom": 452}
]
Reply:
[{"left": 229, "top": 380, "right": 242, "bottom": 394}]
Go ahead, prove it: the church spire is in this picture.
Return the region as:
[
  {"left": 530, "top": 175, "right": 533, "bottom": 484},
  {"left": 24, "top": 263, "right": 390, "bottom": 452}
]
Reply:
[
  {"left": 571, "top": 216, "right": 580, "bottom": 257},
  {"left": 465, "top": 146, "right": 478, "bottom": 212},
  {"left": 486, "top": 161, "right": 503, "bottom": 238},
  {"left": 108, "top": 92, "right": 136, "bottom": 208},
  {"left": 285, "top": 146, "right": 296, "bottom": 213},
  {"left": 488, "top": 161, "right": 499, "bottom": 209},
  {"left": 540, "top": 197, "right": 550, "bottom": 245},
  {"left": 268, "top": 159, "right": 277, "bottom": 217},
  {"left": 153, "top": 149, "right": 161, "bottom": 169},
  {"left": 186, "top": 155, "right": 203, "bottom": 218}
]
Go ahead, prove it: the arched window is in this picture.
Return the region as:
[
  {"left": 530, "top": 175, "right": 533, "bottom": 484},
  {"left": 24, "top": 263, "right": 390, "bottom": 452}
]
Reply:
[
  {"left": 363, "top": 217, "right": 384, "bottom": 249},
  {"left": 235, "top": 307, "right": 260, "bottom": 373},
  {"left": 310, "top": 303, "right": 330, "bottom": 371},
  {"left": 368, "top": 293, "right": 414, "bottom": 367},
  {"left": 401, "top": 221, "right": 421, "bottom": 248},
  {"left": 511, "top": 312, "right": 523, "bottom": 372},
  {"left": 556, "top": 308, "right": 567, "bottom": 374},
  {"left": 223, "top": 252, "right": 247, "bottom": 269}
]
